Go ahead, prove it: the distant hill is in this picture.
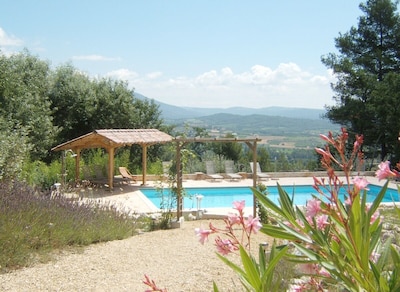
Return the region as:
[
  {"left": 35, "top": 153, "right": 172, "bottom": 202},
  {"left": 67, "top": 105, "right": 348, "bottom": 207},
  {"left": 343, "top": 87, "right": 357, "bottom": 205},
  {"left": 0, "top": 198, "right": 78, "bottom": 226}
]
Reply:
[
  {"left": 134, "top": 92, "right": 327, "bottom": 121},
  {"left": 181, "top": 106, "right": 326, "bottom": 120},
  {"left": 134, "top": 92, "right": 338, "bottom": 148},
  {"left": 134, "top": 93, "right": 202, "bottom": 120},
  {"left": 171, "top": 113, "right": 337, "bottom": 137}
]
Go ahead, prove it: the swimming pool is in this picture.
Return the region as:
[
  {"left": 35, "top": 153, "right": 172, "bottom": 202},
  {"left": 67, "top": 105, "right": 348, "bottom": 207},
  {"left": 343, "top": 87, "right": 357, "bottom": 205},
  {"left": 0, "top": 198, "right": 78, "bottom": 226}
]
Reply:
[{"left": 140, "top": 185, "right": 400, "bottom": 209}]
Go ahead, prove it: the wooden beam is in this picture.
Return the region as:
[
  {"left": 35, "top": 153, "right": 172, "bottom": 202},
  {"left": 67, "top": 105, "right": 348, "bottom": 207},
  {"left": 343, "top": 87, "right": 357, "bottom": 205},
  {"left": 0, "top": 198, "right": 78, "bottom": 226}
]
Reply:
[{"left": 175, "top": 137, "right": 261, "bottom": 143}]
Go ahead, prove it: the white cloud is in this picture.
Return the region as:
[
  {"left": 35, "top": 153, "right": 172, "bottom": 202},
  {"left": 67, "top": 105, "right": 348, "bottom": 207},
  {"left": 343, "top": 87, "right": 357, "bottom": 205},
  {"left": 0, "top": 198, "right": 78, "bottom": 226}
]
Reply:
[
  {"left": 146, "top": 71, "right": 162, "bottom": 79},
  {"left": 0, "top": 27, "right": 23, "bottom": 47},
  {"left": 72, "top": 54, "right": 121, "bottom": 61},
  {"left": 105, "top": 63, "right": 335, "bottom": 109},
  {"left": 106, "top": 68, "right": 139, "bottom": 80}
]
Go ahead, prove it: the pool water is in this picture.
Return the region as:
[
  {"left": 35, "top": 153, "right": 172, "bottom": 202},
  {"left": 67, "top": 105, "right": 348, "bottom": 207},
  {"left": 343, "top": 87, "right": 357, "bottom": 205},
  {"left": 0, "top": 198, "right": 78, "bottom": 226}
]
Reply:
[{"left": 140, "top": 185, "right": 400, "bottom": 209}]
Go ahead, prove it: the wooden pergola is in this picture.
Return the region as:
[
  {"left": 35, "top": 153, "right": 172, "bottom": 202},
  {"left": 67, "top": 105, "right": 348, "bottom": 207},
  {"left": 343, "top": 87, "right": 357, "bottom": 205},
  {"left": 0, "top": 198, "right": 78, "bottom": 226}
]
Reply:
[
  {"left": 52, "top": 131, "right": 262, "bottom": 217},
  {"left": 51, "top": 129, "right": 173, "bottom": 188},
  {"left": 174, "top": 137, "right": 261, "bottom": 218}
]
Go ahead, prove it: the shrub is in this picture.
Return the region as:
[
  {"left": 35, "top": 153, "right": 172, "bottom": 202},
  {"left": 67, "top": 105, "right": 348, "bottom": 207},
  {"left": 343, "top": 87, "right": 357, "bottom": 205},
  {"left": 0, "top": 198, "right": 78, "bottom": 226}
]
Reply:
[{"left": 0, "top": 180, "right": 136, "bottom": 272}]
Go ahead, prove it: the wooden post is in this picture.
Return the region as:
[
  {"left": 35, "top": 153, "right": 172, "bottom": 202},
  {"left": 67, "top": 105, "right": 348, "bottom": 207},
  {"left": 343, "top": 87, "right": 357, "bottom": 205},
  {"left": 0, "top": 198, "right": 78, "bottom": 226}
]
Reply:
[
  {"left": 108, "top": 147, "right": 115, "bottom": 189},
  {"left": 252, "top": 140, "right": 258, "bottom": 218},
  {"left": 245, "top": 140, "right": 258, "bottom": 218},
  {"left": 176, "top": 141, "right": 182, "bottom": 219},
  {"left": 75, "top": 149, "right": 81, "bottom": 183},
  {"left": 142, "top": 144, "right": 147, "bottom": 185}
]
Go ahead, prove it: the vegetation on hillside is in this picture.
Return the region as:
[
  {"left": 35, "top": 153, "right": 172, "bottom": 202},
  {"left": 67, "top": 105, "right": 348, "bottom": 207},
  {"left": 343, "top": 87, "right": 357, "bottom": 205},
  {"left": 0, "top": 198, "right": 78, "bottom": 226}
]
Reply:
[{"left": 173, "top": 113, "right": 338, "bottom": 137}]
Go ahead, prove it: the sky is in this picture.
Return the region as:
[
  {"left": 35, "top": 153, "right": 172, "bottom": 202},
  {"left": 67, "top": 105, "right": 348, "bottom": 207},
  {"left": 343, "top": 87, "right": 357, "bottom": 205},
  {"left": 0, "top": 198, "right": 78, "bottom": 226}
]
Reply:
[{"left": 0, "top": 1, "right": 365, "bottom": 109}]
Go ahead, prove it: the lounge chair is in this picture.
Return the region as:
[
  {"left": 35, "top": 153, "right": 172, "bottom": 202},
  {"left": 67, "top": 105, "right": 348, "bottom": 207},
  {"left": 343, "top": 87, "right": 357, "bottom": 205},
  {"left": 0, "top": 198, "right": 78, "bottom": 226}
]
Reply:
[
  {"left": 205, "top": 161, "right": 223, "bottom": 181},
  {"left": 224, "top": 160, "right": 242, "bottom": 181},
  {"left": 118, "top": 167, "right": 137, "bottom": 184},
  {"left": 249, "top": 162, "right": 270, "bottom": 181}
]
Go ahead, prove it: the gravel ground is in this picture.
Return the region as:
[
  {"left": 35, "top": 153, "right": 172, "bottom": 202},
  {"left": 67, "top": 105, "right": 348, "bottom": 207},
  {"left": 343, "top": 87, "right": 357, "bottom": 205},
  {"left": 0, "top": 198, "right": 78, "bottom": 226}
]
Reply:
[{"left": 0, "top": 220, "right": 272, "bottom": 292}]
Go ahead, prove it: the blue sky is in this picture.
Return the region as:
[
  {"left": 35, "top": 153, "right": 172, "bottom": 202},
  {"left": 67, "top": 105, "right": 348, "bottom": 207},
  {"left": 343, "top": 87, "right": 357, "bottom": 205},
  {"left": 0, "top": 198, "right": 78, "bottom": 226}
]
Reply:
[{"left": 1, "top": 1, "right": 365, "bottom": 109}]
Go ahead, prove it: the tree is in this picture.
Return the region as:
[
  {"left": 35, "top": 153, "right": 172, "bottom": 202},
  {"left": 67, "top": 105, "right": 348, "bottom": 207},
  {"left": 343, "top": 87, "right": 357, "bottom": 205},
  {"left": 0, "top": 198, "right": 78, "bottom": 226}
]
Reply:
[
  {"left": 210, "top": 133, "right": 243, "bottom": 162},
  {"left": 0, "top": 50, "right": 58, "bottom": 161},
  {"left": 49, "top": 65, "right": 165, "bottom": 159},
  {"left": 49, "top": 64, "right": 96, "bottom": 144},
  {"left": 0, "top": 117, "right": 32, "bottom": 181},
  {"left": 322, "top": 0, "right": 400, "bottom": 162}
]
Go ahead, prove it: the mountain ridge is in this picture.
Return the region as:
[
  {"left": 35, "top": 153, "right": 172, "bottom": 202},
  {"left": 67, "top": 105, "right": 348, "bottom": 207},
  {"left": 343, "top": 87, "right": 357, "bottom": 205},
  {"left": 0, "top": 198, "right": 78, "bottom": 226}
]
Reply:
[{"left": 134, "top": 92, "right": 327, "bottom": 121}]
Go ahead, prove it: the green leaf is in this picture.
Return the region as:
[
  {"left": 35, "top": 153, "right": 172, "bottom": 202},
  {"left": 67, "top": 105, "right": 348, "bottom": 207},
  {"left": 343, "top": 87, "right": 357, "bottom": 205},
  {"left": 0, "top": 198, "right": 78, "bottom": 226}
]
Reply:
[
  {"left": 216, "top": 252, "right": 246, "bottom": 276},
  {"left": 212, "top": 281, "right": 219, "bottom": 292},
  {"left": 348, "top": 192, "right": 363, "bottom": 261},
  {"left": 292, "top": 242, "right": 320, "bottom": 261},
  {"left": 388, "top": 246, "right": 400, "bottom": 291},
  {"left": 263, "top": 244, "right": 289, "bottom": 288},
  {"left": 260, "top": 225, "right": 300, "bottom": 241},
  {"left": 277, "top": 184, "right": 297, "bottom": 219},
  {"left": 258, "top": 245, "right": 266, "bottom": 275},
  {"left": 277, "top": 221, "right": 313, "bottom": 244},
  {"left": 368, "top": 181, "right": 389, "bottom": 216},
  {"left": 252, "top": 187, "right": 286, "bottom": 218},
  {"left": 239, "top": 245, "right": 262, "bottom": 289}
]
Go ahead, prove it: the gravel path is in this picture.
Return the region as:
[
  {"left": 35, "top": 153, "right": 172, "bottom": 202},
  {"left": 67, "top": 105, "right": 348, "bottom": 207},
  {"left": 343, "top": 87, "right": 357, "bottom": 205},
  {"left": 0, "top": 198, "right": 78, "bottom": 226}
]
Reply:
[{"left": 0, "top": 220, "right": 272, "bottom": 292}]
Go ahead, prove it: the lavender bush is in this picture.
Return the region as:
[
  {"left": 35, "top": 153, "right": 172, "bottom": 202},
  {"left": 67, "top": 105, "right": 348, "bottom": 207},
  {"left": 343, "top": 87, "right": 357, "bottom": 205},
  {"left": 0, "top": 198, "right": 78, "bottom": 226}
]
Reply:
[{"left": 0, "top": 180, "right": 137, "bottom": 272}]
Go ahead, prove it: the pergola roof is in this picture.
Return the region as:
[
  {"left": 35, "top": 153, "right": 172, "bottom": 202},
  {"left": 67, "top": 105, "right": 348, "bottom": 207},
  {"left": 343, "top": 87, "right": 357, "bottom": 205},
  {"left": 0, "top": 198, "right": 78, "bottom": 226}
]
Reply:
[
  {"left": 51, "top": 129, "right": 173, "bottom": 189},
  {"left": 51, "top": 129, "right": 173, "bottom": 152}
]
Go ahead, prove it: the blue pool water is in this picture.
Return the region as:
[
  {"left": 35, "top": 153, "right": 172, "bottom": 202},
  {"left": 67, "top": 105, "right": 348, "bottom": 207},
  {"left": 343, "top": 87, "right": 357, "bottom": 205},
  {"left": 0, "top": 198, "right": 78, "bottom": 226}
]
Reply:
[{"left": 140, "top": 185, "right": 400, "bottom": 209}]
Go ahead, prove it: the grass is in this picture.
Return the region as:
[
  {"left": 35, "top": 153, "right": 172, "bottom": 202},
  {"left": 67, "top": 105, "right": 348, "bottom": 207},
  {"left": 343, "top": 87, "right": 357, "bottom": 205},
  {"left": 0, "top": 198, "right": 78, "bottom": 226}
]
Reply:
[{"left": 0, "top": 181, "right": 149, "bottom": 273}]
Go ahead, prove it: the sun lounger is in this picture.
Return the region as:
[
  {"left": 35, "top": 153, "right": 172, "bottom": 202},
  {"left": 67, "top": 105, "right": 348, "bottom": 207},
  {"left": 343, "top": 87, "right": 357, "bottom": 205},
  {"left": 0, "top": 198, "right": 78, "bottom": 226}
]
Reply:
[
  {"left": 205, "top": 161, "right": 223, "bottom": 181},
  {"left": 224, "top": 160, "right": 242, "bottom": 181},
  {"left": 118, "top": 167, "right": 137, "bottom": 184},
  {"left": 249, "top": 162, "right": 270, "bottom": 181}
]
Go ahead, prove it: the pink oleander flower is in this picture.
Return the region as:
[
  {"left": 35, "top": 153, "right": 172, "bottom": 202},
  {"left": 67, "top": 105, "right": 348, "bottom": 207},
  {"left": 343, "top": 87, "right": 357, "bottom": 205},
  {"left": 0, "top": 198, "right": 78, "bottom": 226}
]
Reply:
[
  {"left": 353, "top": 176, "right": 369, "bottom": 191},
  {"left": 306, "top": 198, "right": 321, "bottom": 218},
  {"left": 232, "top": 200, "right": 245, "bottom": 212},
  {"left": 318, "top": 267, "right": 331, "bottom": 278},
  {"left": 315, "top": 147, "right": 332, "bottom": 162},
  {"left": 215, "top": 237, "right": 238, "bottom": 255},
  {"left": 370, "top": 251, "right": 380, "bottom": 263},
  {"left": 353, "top": 134, "right": 363, "bottom": 151},
  {"left": 227, "top": 212, "right": 241, "bottom": 225},
  {"left": 143, "top": 275, "right": 167, "bottom": 292},
  {"left": 290, "top": 283, "right": 307, "bottom": 292},
  {"left": 313, "top": 176, "right": 323, "bottom": 186},
  {"left": 194, "top": 227, "right": 212, "bottom": 244},
  {"left": 370, "top": 210, "right": 380, "bottom": 224},
  {"left": 365, "top": 205, "right": 381, "bottom": 224},
  {"left": 319, "top": 133, "right": 334, "bottom": 144},
  {"left": 375, "top": 161, "right": 397, "bottom": 180},
  {"left": 298, "top": 263, "right": 318, "bottom": 275},
  {"left": 245, "top": 215, "right": 262, "bottom": 233},
  {"left": 316, "top": 214, "right": 329, "bottom": 230}
]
